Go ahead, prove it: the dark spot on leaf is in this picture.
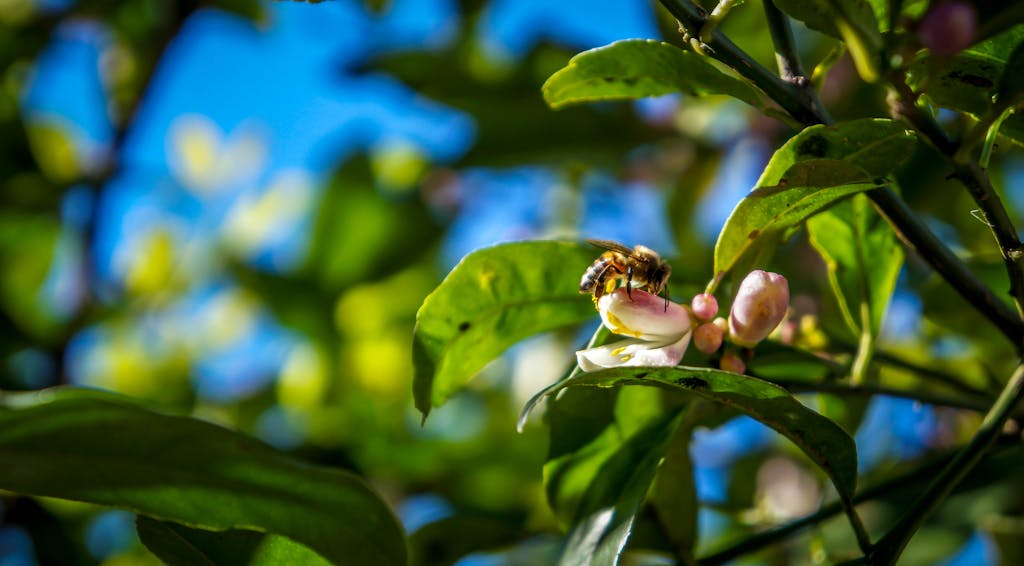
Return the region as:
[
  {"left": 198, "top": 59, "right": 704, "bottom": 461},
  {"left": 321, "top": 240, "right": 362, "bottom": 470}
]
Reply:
[
  {"left": 458, "top": 322, "right": 471, "bottom": 332},
  {"left": 947, "top": 71, "right": 993, "bottom": 88},
  {"left": 603, "top": 77, "right": 617, "bottom": 83},
  {"left": 674, "top": 377, "right": 708, "bottom": 389},
  {"left": 748, "top": 229, "right": 760, "bottom": 240},
  {"left": 621, "top": 77, "right": 638, "bottom": 86},
  {"left": 635, "top": 372, "right": 648, "bottom": 379},
  {"left": 797, "top": 134, "right": 828, "bottom": 158}
]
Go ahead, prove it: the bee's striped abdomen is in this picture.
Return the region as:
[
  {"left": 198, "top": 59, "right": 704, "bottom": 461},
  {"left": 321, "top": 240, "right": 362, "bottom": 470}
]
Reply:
[{"left": 579, "top": 255, "right": 613, "bottom": 293}]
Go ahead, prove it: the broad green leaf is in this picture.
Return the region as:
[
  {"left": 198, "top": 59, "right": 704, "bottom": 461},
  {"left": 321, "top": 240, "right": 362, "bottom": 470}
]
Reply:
[
  {"left": 649, "top": 411, "right": 699, "bottom": 564},
  {"left": 542, "top": 40, "right": 772, "bottom": 114},
  {"left": 0, "top": 388, "right": 405, "bottom": 566},
  {"left": 807, "top": 194, "right": 903, "bottom": 337},
  {"left": 413, "top": 241, "right": 597, "bottom": 419},
  {"left": 553, "top": 366, "right": 859, "bottom": 499},
  {"left": 557, "top": 409, "right": 683, "bottom": 566},
  {"left": 546, "top": 387, "right": 622, "bottom": 526},
  {"left": 713, "top": 159, "right": 881, "bottom": 284},
  {"left": 757, "top": 119, "right": 917, "bottom": 183},
  {"left": 713, "top": 119, "right": 916, "bottom": 284},
  {"left": 909, "top": 26, "right": 1024, "bottom": 143},
  {"left": 136, "top": 516, "right": 329, "bottom": 566}
]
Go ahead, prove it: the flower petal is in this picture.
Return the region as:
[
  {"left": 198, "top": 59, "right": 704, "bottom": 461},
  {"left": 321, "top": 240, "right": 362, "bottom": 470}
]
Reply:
[
  {"left": 576, "top": 332, "right": 691, "bottom": 371},
  {"left": 598, "top": 289, "right": 691, "bottom": 340}
]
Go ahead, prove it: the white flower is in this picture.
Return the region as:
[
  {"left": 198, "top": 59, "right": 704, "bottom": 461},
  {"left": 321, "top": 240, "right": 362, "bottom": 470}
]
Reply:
[{"left": 576, "top": 289, "right": 693, "bottom": 371}]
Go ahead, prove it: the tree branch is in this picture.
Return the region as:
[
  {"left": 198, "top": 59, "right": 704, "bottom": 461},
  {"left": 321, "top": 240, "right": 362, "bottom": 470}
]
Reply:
[
  {"left": 657, "top": 0, "right": 1024, "bottom": 349},
  {"left": 869, "top": 363, "right": 1024, "bottom": 564},
  {"left": 888, "top": 74, "right": 1024, "bottom": 325},
  {"left": 697, "top": 438, "right": 1017, "bottom": 565}
]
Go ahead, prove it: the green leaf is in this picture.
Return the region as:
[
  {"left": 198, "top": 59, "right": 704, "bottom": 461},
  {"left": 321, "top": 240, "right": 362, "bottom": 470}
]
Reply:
[
  {"left": 546, "top": 387, "right": 621, "bottom": 526},
  {"left": 542, "top": 40, "right": 772, "bottom": 113},
  {"left": 714, "top": 159, "right": 880, "bottom": 284},
  {"left": 713, "top": 119, "right": 915, "bottom": 284},
  {"left": 807, "top": 194, "right": 904, "bottom": 337},
  {"left": 910, "top": 27, "right": 1024, "bottom": 143},
  {"left": 557, "top": 409, "right": 683, "bottom": 566},
  {"left": 136, "top": 516, "right": 329, "bottom": 566},
  {"left": 0, "top": 388, "right": 405, "bottom": 566},
  {"left": 649, "top": 411, "right": 699, "bottom": 564},
  {"left": 553, "top": 366, "right": 859, "bottom": 499},
  {"left": 414, "top": 241, "right": 597, "bottom": 419},
  {"left": 758, "top": 119, "right": 917, "bottom": 183}
]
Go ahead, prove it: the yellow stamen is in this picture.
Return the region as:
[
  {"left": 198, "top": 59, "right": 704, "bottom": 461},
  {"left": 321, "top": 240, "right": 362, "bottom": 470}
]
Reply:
[{"left": 604, "top": 311, "right": 642, "bottom": 338}]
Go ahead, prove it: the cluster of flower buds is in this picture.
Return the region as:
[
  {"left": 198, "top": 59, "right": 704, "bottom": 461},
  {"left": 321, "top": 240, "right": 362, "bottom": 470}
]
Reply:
[{"left": 576, "top": 269, "right": 789, "bottom": 374}]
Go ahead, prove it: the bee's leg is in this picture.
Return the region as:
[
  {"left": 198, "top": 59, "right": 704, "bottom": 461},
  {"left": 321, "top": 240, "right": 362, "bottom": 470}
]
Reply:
[
  {"left": 626, "top": 266, "right": 634, "bottom": 300},
  {"left": 663, "top": 285, "right": 669, "bottom": 312}
]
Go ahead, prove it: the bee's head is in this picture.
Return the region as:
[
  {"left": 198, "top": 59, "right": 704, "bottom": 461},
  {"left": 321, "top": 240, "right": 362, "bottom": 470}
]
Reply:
[{"left": 652, "top": 261, "right": 672, "bottom": 295}]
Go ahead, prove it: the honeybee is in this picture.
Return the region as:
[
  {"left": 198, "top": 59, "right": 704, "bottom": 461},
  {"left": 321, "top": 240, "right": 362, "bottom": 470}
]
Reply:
[{"left": 579, "top": 239, "right": 672, "bottom": 308}]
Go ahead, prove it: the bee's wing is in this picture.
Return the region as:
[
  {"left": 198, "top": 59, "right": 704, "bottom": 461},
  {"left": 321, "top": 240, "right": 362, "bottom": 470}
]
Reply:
[{"left": 585, "top": 239, "right": 637, "bottom": 256}]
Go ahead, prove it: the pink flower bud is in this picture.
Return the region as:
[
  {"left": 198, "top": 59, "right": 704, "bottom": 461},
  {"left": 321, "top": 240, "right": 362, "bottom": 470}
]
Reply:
[
  {"left": 919, "top": 1, "right": 977, "bottom": 56},
  {"left": 691, "top": 293, "right": 718, "bottom": 320},
  {"left": 720, "top": 350, "right": 746, "bottom": 374},
  {"left": 728, "top": 270, "right": 789, "bottom": 348},
  {"left": 693, "top": 321, "right": 723, "bottom": 354}
]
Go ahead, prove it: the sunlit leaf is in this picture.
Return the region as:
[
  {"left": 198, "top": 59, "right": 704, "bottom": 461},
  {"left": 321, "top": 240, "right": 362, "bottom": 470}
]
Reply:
[
  {"left": 714, "top": 159, "right": 881, "bottom": 284},
  {"left": 413, "top": 241, "right": 597, "bottom": 419},
  {"left": 758, "top": 119, "right": 917, "bottom": 182},
  {"left": 713, "top": 119, "right": 915, "bottom": 284},
  {"left": 807, "top": 194, "right": 904, "bottom": 336},
  {"left": 0, "top": 388, "right": 405, "bottom": 566},
  {"left": 136, "top": 516, "right": 329, "bottom": 566},
  {"left": 552, "top": 366, "right": 859, "bottom": 499},
  {"left": 542, "top": 40, "right": 773, "bottom": 114}
]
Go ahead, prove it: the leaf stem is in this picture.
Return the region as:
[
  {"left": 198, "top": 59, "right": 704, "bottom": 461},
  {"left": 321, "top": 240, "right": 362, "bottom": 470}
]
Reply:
[{"left": 869, "top": 363, "right": 1024, "bottom": 564}]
